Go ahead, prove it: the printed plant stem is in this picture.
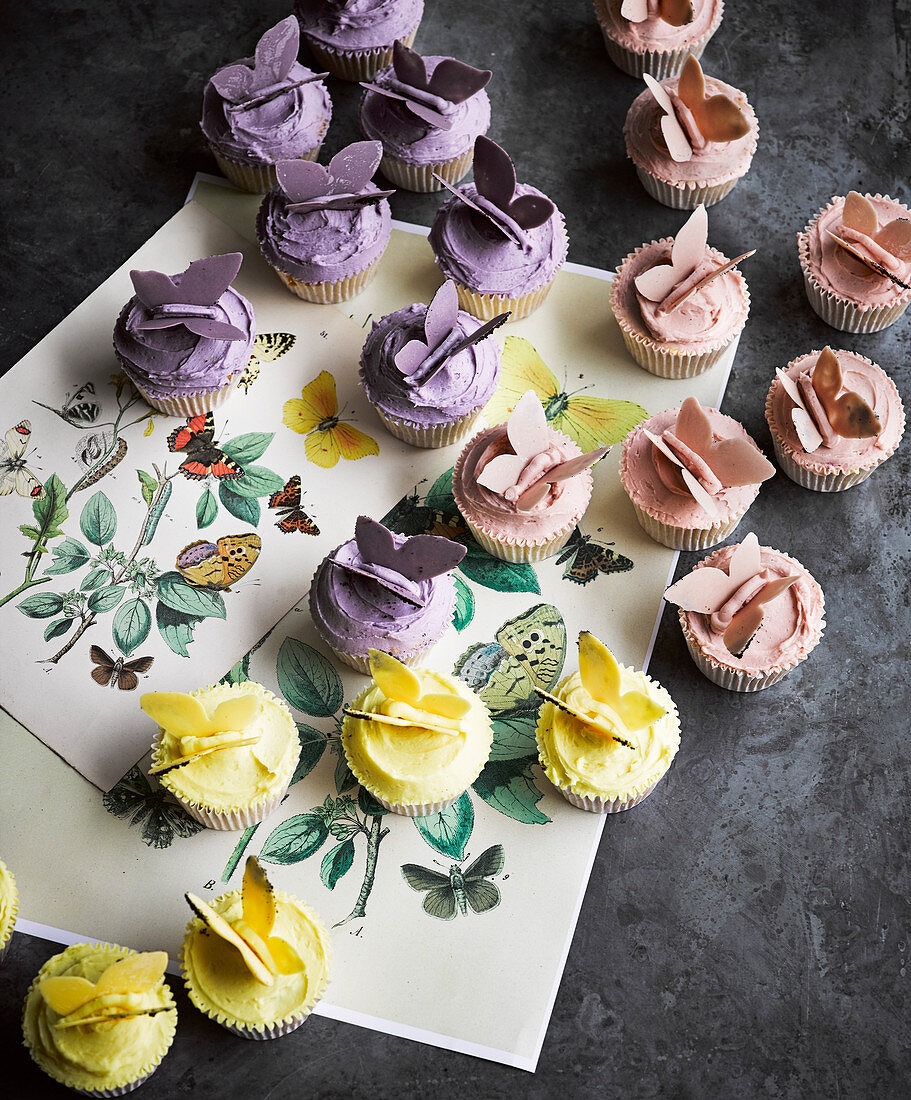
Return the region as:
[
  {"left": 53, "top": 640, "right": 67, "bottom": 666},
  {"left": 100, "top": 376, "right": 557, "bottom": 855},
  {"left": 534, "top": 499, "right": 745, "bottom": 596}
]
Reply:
[
  {"left": 42, "top": 468, "right": 175, "bottom": 664},
  {"left": 222, "top": 824, "right": 261, "bottom": 883},
  {"left": 335, "top": 816, "right": 390, "bottom": 927},
  {"left": 0, "top": 576, "right": 53, "bottom": 608}
]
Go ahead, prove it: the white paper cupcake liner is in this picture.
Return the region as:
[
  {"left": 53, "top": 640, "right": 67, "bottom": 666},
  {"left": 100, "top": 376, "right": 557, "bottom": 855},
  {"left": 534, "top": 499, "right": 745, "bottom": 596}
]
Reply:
[
  {"left": 327, "top": 640, "right": 433, "bottom": 675},
  {"left": 302, "top": 26, "right": 418, "bottom": 82},
  {"left": 379, "top": 146, "right": 474, "bottom": 192},
  {"left": 219, "top": 1016, "right": 309, "bottom": 1041},
  {"left": 452, "top": 277, "right": 553, "bottom": 322},
  {"left": 629, "top": 498, "right": 750, "bottom": 550},
  {"left": 594, "top": 0, "right": 722, "bottom": 79},
  {"left": 463, "top": 518, "right": 577, "bottom": 562},
  {"left": 635, "top": 166, "right": 740, "bottom": 210},
  {"left": 373, "top": 793, "right": 460, "bottom": 817},
  {"left": 175, "top": 786, "right": 290, "bottom": 831},
  {"left": 210, "top": 145, "right": 322, "bottom": 194},
  {"left": 556, "top": 781, "right": 659, "bottom": 814},
  {"left": 0, "top": 860, "right": 17, "bottom": 966},
  {"left": 375, "top": 406, "right": 481, "bottom": 448},
  {"left": 797, "top": 194, "right": 911, "bottom": 333},
  {"left": 273, "top": 254, "right": 383, "bottom": 303},
  {"left": 131, "top": 371, "right": 242, "bottom": 418}
]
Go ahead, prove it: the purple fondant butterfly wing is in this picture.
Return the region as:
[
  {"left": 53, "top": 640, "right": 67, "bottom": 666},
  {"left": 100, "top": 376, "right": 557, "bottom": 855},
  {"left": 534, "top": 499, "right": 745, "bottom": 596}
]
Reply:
[
  {"left": 355, "top": 515, "right": 399, "bottom": 568},
  {"left": 473, "top": 136, "right": 516, "bottom": 211},
  {"left": 254, "top": 16, "right": 300, "bottom": 85},
  {"left": 277, "top": 159, "right": 331, "bottom": 202},
  {"left": 210, "top": 63, "right": 255, "bottom": 102},
  {"left": 176, "top": 253, "right": 244, "bottom": 306},
  {"left": 424, "top": 280, "right": 459, "bottom": 349},
  {"left": 327, "top": 141, "right": 383, "bottom": 194},
  {"left": 397, "top": 534, "right": 467, "bottom": 579},
  {"left": 506, "top": 193, "right": 554, "bottom": 230},
  {"left": 427, "top": 58, "right": 492, "bottom": 104},
  {"left": 130, "top": 269, "right": 181, "bottom": 307},
  {"left": 392, "top": 39, "right": 429, "bottom": 91}
]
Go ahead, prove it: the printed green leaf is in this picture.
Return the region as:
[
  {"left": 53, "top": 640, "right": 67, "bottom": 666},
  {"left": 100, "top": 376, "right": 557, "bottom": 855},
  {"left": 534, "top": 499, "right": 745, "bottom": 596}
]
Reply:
[
  {"left": 157, "top": 571, "right": 226, "bottom": 619},
  {"left": 414, "top": 792, "right": 474, "bottom": 859},
  {"left": 142, "top": 480, "right": 172, "bottom": 546},
  {"left": 44, "top": 537, "right": 91, "bottom": 575},
  {"left": 425, "top": 467, "right": 457, "bottom": 512},
  {"left": 220, "top": 656, "right": 250, "bottom": 686},
  {"left": 80, "top": 567, "right": 110, "bottom": 591},
  {"left": 80, "top": 491, "right": 117, "bottom": 546},
  {"left": 276, "top": 637, "right": 343, "bottom": 717},
  {"left": 221, "top": 432, "right": 274, "bottom": 465},
  {"left": 156, "top": 602, "right": 203, "bottom": 658},
  {"left": 334, "top": 750, "right": 357, "bottom": 795},
  {"left": 459, "top": 544, "right": 540, "bottom": 594},
  {"left": 489, "top": 710, "right": 540, "bottom": 761},
  {"left": 43, "top": 617, "right": 74, "bottom": 642},
  {"left": 219, "top": 482, "right": 260, "bottom": 525},
  {"left": 472, "top": 755, "right": 550, "bottom": 825},
  {"left": 32, "top": 474, "right": 69, "bottom": 542},
  {"left": 87, "top": 585, "right": 126, "bottom": 614},
  {"left": 259, "top": 813, "right": 329, "bottom": 865},
  {"left": 137, "top": 470, "right": 158, "bottom": 507},
  {"left": 196, "top": 486, "right": 218, "bottom": 529},
  {"left": 19, "top": 524, "right": 42, "bottom": 540},
  {"left": 18, "top": 592, "right": 65, "bottom": 618},
  {"left": 320, "top": 838, "right": 355, "bottom": 890},
  {"left": 357, "top": 787, "right": 390, "bottom": 817},
  {"left": 291, "top": 724, "right": 328, "bottom": 785},
  {"left": 227, "top": 465, "right": 285, "bottom": 499},
  {"left": 451, "top": 575, "right": 475, "bottom": 632},
  {"left": 113, "top": 598, "right": 152, "bottom": 656}
]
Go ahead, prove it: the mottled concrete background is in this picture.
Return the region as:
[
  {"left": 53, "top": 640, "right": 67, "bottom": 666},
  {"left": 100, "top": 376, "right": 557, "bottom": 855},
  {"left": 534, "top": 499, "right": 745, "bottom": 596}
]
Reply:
[{"left": 1, "top": 1, "right": 909, "bottom": 1097}]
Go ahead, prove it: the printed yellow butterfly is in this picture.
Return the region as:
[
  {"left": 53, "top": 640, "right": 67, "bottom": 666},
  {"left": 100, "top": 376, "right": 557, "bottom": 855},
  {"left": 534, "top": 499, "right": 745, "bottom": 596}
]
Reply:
[
  {"left": 282, "top": 370, "right": 380, "bottom": 469},
  {"left": 483, "top": 337, "right": 648, "bottom": 451}
]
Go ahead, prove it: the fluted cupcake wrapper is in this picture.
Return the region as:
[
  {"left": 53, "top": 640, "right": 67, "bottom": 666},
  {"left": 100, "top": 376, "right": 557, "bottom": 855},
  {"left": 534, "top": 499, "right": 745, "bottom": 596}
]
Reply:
[
  {"left": 210, "top": 145, "right": 322, "bottom": 195},
  {"left": 556, "top": 780, "right": 659, "bottom": 814},
  {"left": 129, "top": 372, "right": 242, "bottom": 418},
  {"left": 302, "top": 26, "right": 418, "bottom": 81},
  {"left": 594, "top": 0, "right": 722, "bottom": 79},
  {"left": 272, "top": 254, "right": 384, "bottom": 304},
  {"left": 452, "top": 278, "right": 554, "bottom": 323},
  {"left": 326, "top": 640, "right": 434, "bottom": 675},
  {"left": 629, "top": 498, "right": 750, "bottom": 550},
  {"left": 375, "top": 406, "right": 482, "bottom": 448},
  {"left": 177, "top": 787, "right": 290, "bottom": 831},
  {"left": 373, "top": 793, "right": 460, "bottom": 817},
  {"left": 71, "top": 1075, "right": 155, "bottom": 1097},
  {"left": 219, "top": 1016, "right": 310, "bottom": 1041},
  {"left": 635, "top": 167, "right": 741, "bottom": 210},
  {"left": 379, "top": 145, "right": 474, "bottom": 193},
  {"left": 463, "top": 518, "right": 577, "bottom": 562}
]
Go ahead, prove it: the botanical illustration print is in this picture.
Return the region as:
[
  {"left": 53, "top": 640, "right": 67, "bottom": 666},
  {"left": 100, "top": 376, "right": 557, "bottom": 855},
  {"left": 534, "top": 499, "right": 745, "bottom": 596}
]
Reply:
[
  {"left": 282, "top": 370, "right": 380, "bottom": 468},
  {"left": 402, "top": 844, "right": 505, "bottom": 920},
  {"left": 239, "top": 332, "right": 296, "bottom": 393},
  {"left": 102, "top": 763, "right": 205, "bottom": 848},
  {"left": 0, "top": 421, "right": 44, "bottom": 499}
]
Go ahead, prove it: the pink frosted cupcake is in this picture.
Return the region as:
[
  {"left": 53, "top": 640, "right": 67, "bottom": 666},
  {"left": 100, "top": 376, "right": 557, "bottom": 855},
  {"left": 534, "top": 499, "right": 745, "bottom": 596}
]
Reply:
[
  {"left": 295, "top": 0, "right": 424, "bottom": 81},
  {"left": 593, "top": 0, "right": 723, "bottom": 79},
  {"left": 620, "top": 397, "right": 775, "bottom": 550},
  {"left": 797, "top": 191, "right": 911, "bottom": 333},
  {"left": 765, "top": 347, "right": 905, "bottom": 492},
  {"left": 664, "top": 533, "right": 825, "bottom": 692},
  {"left": 610, "top": 204, "right": 751, "bottom": 378},
  {"left": 452, "top": 390, "right": 608, "bottom": 562},
  {"left": 624, "top": 55, "right": 757, "bottom": 209}
]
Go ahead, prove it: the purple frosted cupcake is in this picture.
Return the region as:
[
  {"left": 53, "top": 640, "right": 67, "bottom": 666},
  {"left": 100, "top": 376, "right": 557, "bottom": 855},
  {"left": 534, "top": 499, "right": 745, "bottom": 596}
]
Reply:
[
  {"left": 429, "top": 136, "right": 568, "bottom": 321},
  {"left": 201, "top": 17, "right": 332, "bottom": 193},
  {"left": 113, "top": 252, "right": 255, "bottom": 416},
  {"left": 309, "top": 516, "right": 465, "bottom": 672},
  {"left": 359, "top": 280, "right": 504, "bottom": 447},
  {"left": 359, "top": 41, "right": 491, "bottom": 192},
  {"left": 257, "top": 141, "right": 394, "bottom": 303},
  {"left": 295, "top": 0, "right": 424, "bottom": 82}
]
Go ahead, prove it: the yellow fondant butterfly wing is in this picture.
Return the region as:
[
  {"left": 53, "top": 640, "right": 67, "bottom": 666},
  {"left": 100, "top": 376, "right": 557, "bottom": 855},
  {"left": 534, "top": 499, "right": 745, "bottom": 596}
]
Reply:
[
  {"left": 483, "top": 337, "right": 559, "bottom": 426},
  {"left": 141, "top": 692, "right": 213, "bottom": 739},
  {"left": 242, "top": 856, "right": 276, "bottom": 940},
  {"left": 95, "top": 951, "right": 168, "bottom": 995},
  {"left": 552, "top": 394, "right": 648, "bottom": 451},
  {"left": 39, "top": 976, "right": 98, "bottom": 1015},
  {"left": 578, "top": 632, "right": 665, "bottom": 731},
  {"left": 212, "top": 694, "right": 261, "bottom": 734},
  {"left": 283, "top": 370, "right": 339, "bottom": 434},
  {"left": 370, "top": 650, "right": 422, "bottom": 704}
]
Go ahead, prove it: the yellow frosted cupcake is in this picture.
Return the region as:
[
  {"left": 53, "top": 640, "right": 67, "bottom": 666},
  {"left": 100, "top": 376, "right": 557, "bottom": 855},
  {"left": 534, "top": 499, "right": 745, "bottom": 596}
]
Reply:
[
  {"left": 144, "top": 682, "right": 301, "bottom": 831},
  {"left": 181, "top": 857, "right": 331, "bottom": 1040},
  {"left": 22, "top": 944, "right": 177, "bottom": 1096},
  {"left": 536, "top": 632, "right": 680, "bottom": 813},
  {"left": 0, "top": 858, "right": 18, "bottom": 964},
  {"left": 341, "top": 650, "right": 493, "bottom": 816}
]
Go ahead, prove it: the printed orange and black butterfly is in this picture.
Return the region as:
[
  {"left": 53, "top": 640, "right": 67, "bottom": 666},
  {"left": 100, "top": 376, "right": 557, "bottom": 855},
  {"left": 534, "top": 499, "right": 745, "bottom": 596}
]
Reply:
[
  {"left": 166, "top": 413, "right": 243, "bottom": 481},
  {"left": 268, "top": 475, "right": 319, "bottom": 535},
  {"left": 556, "top": 528, "right": 634, "bottom": 586},
  {"left": 89, "top": 646, "right": 154, "bottom": 690},
  {"left": 176, "top": 534, "right": 262, "bottom": 591}
]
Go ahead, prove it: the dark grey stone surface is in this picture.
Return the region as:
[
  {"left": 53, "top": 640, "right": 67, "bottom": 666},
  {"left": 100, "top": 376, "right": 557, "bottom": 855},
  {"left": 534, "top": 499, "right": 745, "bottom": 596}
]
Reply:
[{"left": 1, "top": 1, "right": 909, "bottom": 1097}]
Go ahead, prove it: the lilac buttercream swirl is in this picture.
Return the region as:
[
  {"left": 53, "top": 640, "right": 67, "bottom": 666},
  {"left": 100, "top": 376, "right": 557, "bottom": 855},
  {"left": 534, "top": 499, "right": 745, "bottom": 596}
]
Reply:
[
  {"left": 257, "top": 183, "right": 392, "bottom": 283},
  {"left": 201, "top": 59, "right": 332, "bottom": 165},
  {"left": 296, "top": 0, "right": 424, "bottom": 50},
  {"left": 359, "top": 57, "right": 491, "bottom": 165},
  {"left": 429, "top": 183, "right": 567, "bottom": 297},
  {"left": 359, "top": 303, "right": 501, "bottom": 426},
  {"left": 113, "top": 275, "right": 255, "bottom": 399},
  {"left": 309, "top": 530, "right": 455, "bottom": 656}
]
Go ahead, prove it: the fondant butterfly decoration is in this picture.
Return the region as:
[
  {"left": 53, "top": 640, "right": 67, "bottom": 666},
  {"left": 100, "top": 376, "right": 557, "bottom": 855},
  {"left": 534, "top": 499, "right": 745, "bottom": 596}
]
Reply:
[
  {"left": 484, "top": 337, "right": 648, "bottom": 451},
  {"left": 401, "top": 844, "right": 505, "bottom": 920},
  {"left": 621, "top": 0, "right": 693, "bottom": 26},
  {"left": 433, "top": 136, "right": 555, "bottom": 247},
  {"left": 186, "top": 857, "right": 304, "bottom": 986},
  {"left": 664, "top": 532, "right": 800, "bottom": 657},
  {"left": 102, "top": 762, "right": 204, "bottom": 849},
  {"left": 344, "top": 649, "right": 473, "bottom": 737},
  {"left": 0, "top": 420, "right": 43, "bottom": 499},
  {"left": 556, "top": 527, "right": 634, "bottom": 585},
  {"left": 39, "top": 951, "right": 173, "bottom": 1029},
  {"left": 282, "top": 370, "right": 380, "bottom": 468},
  {"left": 176, "top": 533, "right": 262, "bottom": 591},
  {"left": 826, "top": 191, "right": 911, "bottom": 290},
  {"left": 89, "top": 646, "right": 154, "bottom": 690},
  {"left": 634, "top": 204, "right": 754, "bottom": 313},
  {"left": 394, "top": 280, "right": 509, "bottom": 387},
  {"left": 268, "top": 475, "right": 319, "bottom": 534},
  {"left": 211, "top": 16, "right": 328, "bottom": 111},
  {"left": 478, "top": 390, "right": 611, "bottom": 511},
  {"left": 642, "top": 396, "right": 775, "bottom": 519},
  {"left": 240, "top": 331, "right": 296, "bottom": 393},
  {"left": 276, "top": 141, "right": 394, "bottom": 214},
  {"left": 643, "top": 55, "right": 750, "bottom": 163},
  {"left": 167, "top": 412, "right": 243, "bottom": 481},
  {"left": 333, "top": 515, "right": 465, "bottom": 606},
  {"left": 142, "top": 689, "right": 263, "bottom": 774},
  {"left": 360, "top": 40, "right": 491, "bottom": 129},
  {"left": 130, "top": 253, "right": 248, "bottom": 341},
  {"left": 776, "top": 346, "right": 881, "bottom": 454},
  {"left": 534, "top": 632, "right": 665, "bottom": 747}
]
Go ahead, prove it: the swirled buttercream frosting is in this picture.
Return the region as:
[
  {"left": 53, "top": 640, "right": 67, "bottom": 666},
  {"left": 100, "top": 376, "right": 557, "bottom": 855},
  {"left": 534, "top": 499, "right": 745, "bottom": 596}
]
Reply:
[{"left": 296, "top": 0, "right": 424, "bottom": 50}]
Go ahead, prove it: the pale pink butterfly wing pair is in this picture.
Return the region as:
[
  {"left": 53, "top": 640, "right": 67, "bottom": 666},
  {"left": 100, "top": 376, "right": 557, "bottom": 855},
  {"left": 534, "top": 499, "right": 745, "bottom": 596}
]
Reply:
[{"left": 776, "top": 347, "right": 881, "bottom": 453}]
